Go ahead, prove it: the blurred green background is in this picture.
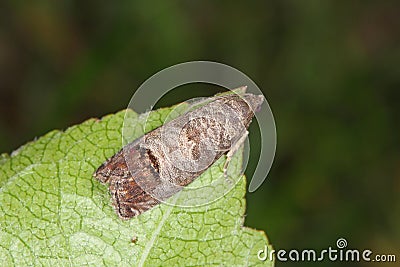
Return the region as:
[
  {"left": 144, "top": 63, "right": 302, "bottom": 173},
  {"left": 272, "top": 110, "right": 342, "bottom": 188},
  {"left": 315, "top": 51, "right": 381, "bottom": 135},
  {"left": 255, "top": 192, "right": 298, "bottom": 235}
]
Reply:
[{"left": 0, "top": 1, "right": 399, "bottom": 266}]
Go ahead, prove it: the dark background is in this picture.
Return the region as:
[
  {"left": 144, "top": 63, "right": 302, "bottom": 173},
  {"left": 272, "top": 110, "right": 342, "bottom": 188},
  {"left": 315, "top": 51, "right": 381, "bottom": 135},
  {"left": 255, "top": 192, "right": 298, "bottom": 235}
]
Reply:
[{"left": 0, "top": 1, "right": 399, "bottom": 266}]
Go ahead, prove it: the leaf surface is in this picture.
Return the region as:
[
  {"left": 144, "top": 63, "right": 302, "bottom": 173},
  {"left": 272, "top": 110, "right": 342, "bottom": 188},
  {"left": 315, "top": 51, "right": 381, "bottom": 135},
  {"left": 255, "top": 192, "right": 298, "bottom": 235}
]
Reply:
[{"left": 0, "top": 106, "right": 274, "bottom": 266}]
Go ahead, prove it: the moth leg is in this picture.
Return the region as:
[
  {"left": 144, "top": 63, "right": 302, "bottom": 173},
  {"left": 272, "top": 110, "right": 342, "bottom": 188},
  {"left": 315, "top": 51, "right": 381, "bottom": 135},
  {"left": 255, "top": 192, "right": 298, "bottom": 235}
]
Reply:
[{"left": 223, "top": 130, "right": 249, "bottom": 178}]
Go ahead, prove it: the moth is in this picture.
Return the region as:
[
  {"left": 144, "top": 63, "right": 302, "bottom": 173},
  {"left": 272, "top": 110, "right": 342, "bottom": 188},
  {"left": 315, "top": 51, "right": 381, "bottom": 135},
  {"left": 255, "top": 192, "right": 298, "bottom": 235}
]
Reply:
[{"left": 94, "top": 89, "right": 264, "bottom": 219}]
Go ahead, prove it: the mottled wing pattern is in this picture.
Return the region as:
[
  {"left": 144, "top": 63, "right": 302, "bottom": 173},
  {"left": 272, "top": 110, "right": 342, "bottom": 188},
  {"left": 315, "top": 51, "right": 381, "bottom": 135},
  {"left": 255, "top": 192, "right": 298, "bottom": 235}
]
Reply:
[
  {"left": 94, "top": 142, "right": 161, "bottom": 219},
  {"left": 93, "top": 93, "right": 264, "bottom": 219}
]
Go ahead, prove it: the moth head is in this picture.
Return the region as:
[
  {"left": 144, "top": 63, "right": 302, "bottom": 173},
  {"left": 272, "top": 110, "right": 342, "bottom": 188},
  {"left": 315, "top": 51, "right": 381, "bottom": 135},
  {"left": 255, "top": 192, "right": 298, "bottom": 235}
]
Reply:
[{"left": 242, "top": 94, "right": 264, "bottom": 113}]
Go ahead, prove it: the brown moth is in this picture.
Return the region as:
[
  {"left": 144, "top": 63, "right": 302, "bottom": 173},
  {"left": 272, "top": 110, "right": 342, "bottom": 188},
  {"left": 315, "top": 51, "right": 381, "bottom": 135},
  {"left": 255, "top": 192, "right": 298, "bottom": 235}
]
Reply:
[{"left": 94, "top": 90, "right": 264, "bottom": 219}]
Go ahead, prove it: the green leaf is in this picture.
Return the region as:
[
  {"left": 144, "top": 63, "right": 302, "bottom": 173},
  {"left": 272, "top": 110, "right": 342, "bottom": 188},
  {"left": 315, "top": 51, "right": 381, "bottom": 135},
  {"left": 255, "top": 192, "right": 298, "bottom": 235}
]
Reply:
[{"left": 0, "top": 105, "right": 274, "bottom": 266}]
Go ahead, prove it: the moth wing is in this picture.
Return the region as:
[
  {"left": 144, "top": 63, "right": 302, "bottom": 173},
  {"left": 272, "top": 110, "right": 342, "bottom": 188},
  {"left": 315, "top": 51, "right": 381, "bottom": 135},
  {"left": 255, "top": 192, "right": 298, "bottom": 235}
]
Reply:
[{"left": 109, "top": 175, "right": 160, "bottom": 219}]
